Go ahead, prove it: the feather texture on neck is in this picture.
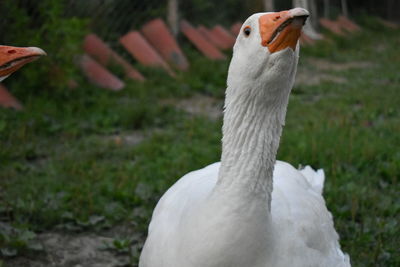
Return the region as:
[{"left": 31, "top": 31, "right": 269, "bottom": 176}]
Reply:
[{"left": 216, "top": 47, "right": 299, "bottom": 207}]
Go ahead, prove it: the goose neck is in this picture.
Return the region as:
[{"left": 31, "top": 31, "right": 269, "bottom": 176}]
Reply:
[{"left": 216, "top": 85, "right": 288, "bottom": 203}]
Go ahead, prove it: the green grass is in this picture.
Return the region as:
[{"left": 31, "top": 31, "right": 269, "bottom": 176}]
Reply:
[{"left": 1, "top": 23, "right": 399, "bottom": 266}]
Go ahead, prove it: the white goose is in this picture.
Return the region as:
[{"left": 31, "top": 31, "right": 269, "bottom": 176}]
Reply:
[
  {"left": 0, "top": 45, "right": 46, "bottom": 82},
  {"left": 139, "top": 8, "right": 351, "bottom": 267}
]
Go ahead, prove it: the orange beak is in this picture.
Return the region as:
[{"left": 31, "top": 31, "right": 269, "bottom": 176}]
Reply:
[
  {"left": 0, "top": 46, "right": 46, "bottom": 79},
  {"left": 259, "top": 8, "right": 309, "bottom": 53}
]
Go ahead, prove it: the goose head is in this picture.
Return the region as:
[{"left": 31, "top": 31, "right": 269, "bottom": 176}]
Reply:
[
  {"left": 227, "top": 8, "right": 309, "bottom": 106},
  {"left": 0, "top": 46, "right": 46, "bottom": 82}
]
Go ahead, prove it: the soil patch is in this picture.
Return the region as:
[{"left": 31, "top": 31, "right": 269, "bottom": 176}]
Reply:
[
  {"left": 163, "top": 94, "right": 223, "bottom": 120},
  {"left": 295, "top": 58, "right": 374, "bottom": 86},
  {"left": 295, "top": 69, "right": 347, "bottom": 86},
  {"left": 307, "top": 58, "right": 374, "bottom": 71},
  {"left": 4, "top": 233, "right": 129, "bottom": 267},
  {"left": 3, "top": 222, "right": 143, "bottom": 267}
]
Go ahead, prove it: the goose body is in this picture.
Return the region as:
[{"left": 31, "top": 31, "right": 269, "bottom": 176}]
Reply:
[
  {"left": 139, "top": 8, "right": 350, "bottom": 267},
  {"left": 140, "top": 162, "right": 349, "bottom": 266}
]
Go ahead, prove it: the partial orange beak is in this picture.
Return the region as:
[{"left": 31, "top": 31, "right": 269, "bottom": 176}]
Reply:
[
  {"left": 0, "top": 46, "right": 46, "bottom": 79},
  {"left": 259, "top": 8, "right": 309, "bottom": 53}
]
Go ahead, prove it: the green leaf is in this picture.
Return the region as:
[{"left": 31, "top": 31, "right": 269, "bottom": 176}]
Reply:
[
  {"left": 0, "top": 248, "right": 17, "bottom": 257},
  {"left": 89, "top": 215, "right": 105, "bottom": 225},
  {"left": 27, "top": 241, "right": 44, "bottom": 251},
  {"left": 19, "top": 230, "right": 36, "bottom": 242}
]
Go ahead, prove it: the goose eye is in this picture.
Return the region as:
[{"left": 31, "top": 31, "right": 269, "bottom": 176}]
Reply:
[{"left": 243, "top": 26, "right": 251, "bottom": 37}]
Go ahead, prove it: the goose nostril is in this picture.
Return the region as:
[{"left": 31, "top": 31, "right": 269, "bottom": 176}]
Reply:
[
  {"left": 274, "top": 16, "right": 281, "bottom": 21},
  {"left": 7, "top": 49, "right": 17, "bottom": 54}
]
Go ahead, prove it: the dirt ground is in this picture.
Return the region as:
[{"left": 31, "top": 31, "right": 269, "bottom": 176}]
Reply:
[
  {"left": 4, "top": 224, "right": 140, "bottom": 267},
  {"left": 295, "top": 58, "right": 373, "bottom": 86}
]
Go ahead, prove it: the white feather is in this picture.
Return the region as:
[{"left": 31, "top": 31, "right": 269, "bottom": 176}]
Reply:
[
  {"left": 140, "top": 162, "right": 350, "bottom": 267},
  {"left": 299, "top": 165, "right": 325, "bottom": 194}
]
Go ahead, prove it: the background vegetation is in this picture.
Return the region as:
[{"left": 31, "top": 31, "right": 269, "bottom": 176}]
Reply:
[{"left": 0, "top": 0, "right": 399, "bottom": 266}]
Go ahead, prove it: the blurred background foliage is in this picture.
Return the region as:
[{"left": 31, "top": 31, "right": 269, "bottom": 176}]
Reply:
[
  {"left": 0, "top": 0, "right": 87, "bottom": 93},
  {"left": 0, "top": 0, "right": 399, "bottom": 96}
]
